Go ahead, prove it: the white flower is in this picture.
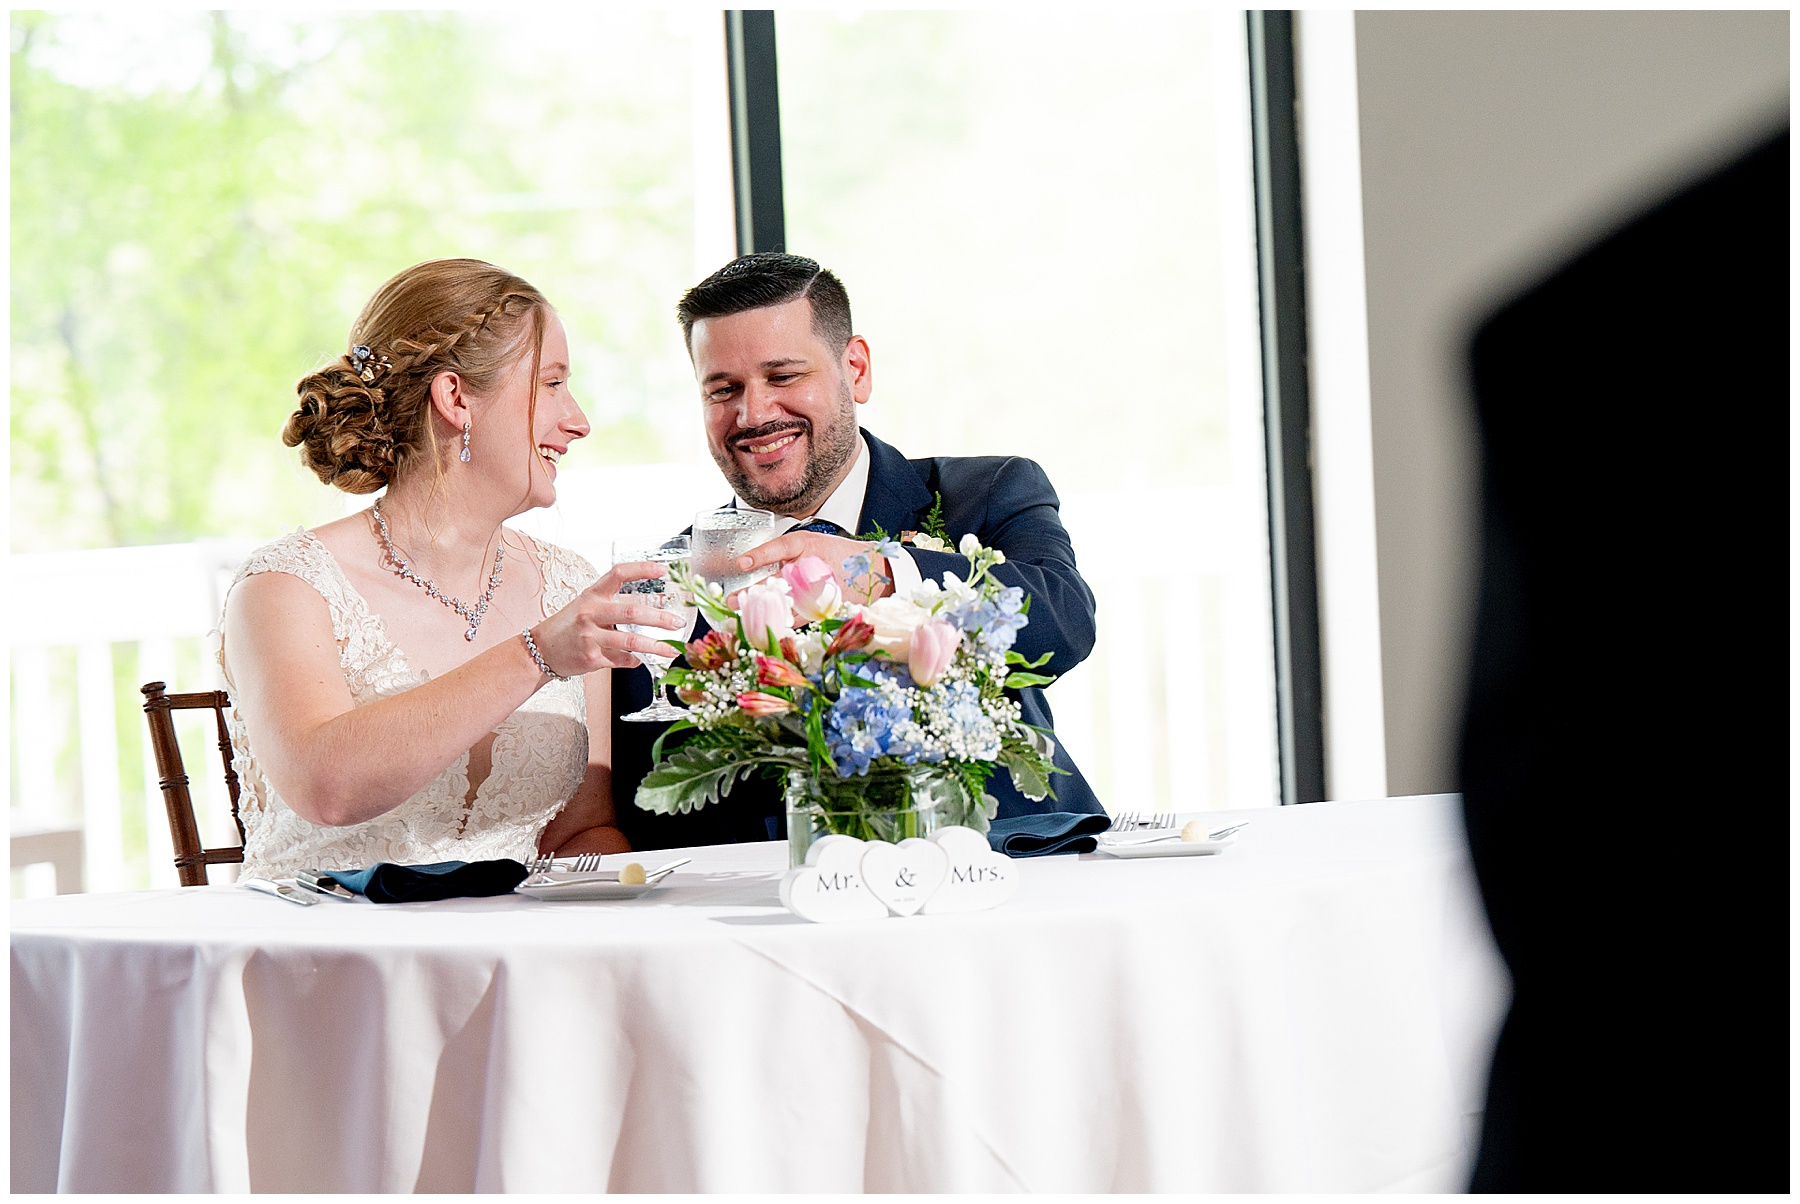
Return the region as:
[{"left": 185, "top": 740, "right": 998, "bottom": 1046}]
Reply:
[
  {"left": 911, "top": 533, "right": 951, "bottom": 553},
  {"left": 901, "top": 577, "right": 946, "bottom": 611},
  {"left": 959, "top": 532, "right": 982, "bottom": 557},
  {"left": 937, "top": 572, "right": 979, "bottom": 605},
  {"left": 991, "top": 549, "right": 1005, "bottom": 564},
  {"left": 791, "top": 629, "right": 828, "bottom": 676},
  {"left": 862, "top": 594, "right": 933, "bottom": 661}
]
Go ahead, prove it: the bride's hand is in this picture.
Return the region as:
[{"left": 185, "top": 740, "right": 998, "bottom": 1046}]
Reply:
[{"left": 529, "top": 561, "right": 686, "bottom": 676}]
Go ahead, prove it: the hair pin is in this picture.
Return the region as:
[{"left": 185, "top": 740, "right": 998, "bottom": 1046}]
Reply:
[{"left": 350, "top": 344, "right": 392, "bottom": 384}]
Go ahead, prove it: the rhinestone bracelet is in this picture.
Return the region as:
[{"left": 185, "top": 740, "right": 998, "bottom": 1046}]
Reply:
[{"left": 521, "top": 628, "right": 570, "bottom": 682}]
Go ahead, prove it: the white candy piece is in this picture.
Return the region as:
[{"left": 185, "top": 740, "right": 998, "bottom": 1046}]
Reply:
[
  {"left": 921, "top": 826, "right": 1020, "bottom": 915},
  {"left": 781, "top": 836, "right": 887, "bottom": 922},
  {"left": 1180, "top": 820, "right": 1208, "bottom": 843},
  {"left": 861, "top": 838, "right": 949, "bottom": 917}
]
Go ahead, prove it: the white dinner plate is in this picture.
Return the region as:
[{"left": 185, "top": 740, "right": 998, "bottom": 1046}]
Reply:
[
  {"left": 514, "top": 873, "right": 667, "bottom": 902},
  {"left": 1094, "top": 832, "right": 1238, "bottom": 858}
]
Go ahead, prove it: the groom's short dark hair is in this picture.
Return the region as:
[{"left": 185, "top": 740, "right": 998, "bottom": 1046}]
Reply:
[{"left": 677, "top": 253, "right": 853, "bottom": 354}]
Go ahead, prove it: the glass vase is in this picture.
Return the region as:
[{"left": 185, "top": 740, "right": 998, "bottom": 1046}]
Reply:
[{"left": 786, "top": 765, "right": 943, "bottom": 868}]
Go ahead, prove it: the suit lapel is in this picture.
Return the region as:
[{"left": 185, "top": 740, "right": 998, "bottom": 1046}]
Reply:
[{"left": 855, "top": 429, "right": 934, "bottom": 539}]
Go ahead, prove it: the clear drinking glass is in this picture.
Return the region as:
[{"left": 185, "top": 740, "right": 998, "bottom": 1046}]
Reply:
[
  {"left": 614, "top": 536, "right": 698, "bottom": 723},
  {"left": 691, "top": 507, "right": 779, "bottom": 596}
]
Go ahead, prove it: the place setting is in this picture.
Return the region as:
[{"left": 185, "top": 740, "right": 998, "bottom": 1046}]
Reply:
[
  {"left": 514, "top": 854, "right": 692, "bottom": 901},
  {"left": 1092, "top": 811, "right": 1251, "bottom": 858}
]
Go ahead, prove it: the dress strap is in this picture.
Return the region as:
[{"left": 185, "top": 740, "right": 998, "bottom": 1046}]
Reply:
[
  {"left": 532, "top": 536, "right": 601, "bottom": 618},
  {"left": 229, "top": 528, "right": 374, "bottom": 644}
]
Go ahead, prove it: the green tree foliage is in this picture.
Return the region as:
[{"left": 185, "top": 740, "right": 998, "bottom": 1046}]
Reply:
[{"left": 12, "top": 11, "right": 701, "bottom": 552}]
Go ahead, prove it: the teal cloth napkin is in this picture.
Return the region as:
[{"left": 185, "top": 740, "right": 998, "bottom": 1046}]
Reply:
[
  {"left": 986, "top": 812, "right": 1113, "bottom": 858},
  {"left": 323, "top": 859, "right": 529, "bottom": 904}
]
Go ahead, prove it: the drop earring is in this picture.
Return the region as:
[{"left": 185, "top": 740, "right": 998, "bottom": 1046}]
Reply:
[{"left": 460, "top": 422, "right": 472, "bottom": 463}]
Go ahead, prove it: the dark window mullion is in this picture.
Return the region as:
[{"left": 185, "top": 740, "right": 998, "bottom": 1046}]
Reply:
[
  {"left": 1248, "top": 10, "right": 1327, "bottom": 805},
  {"left": 724, "top": 10, "right": 786, "bottom": 255}
]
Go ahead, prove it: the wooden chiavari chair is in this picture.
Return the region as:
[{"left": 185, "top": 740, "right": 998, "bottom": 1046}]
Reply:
[{"left": 140, "top": 682, "right": 246, "bottom": 886}]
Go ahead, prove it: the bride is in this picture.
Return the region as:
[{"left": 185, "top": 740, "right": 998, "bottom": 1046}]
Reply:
[{"left": 220, "top": 258, "right": 682, "bottom": 878}]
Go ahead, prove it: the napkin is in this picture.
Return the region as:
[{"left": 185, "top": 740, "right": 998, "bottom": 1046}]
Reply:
[
  {"left": 986, "top": 812, "right": 1114, "bottom": 858},
  {"left": 323, "top": 859, "right": 529, "bottom": 904}
]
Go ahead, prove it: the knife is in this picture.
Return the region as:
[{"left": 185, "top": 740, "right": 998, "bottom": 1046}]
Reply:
[
  {"left": 243, "top": 877, "right": 320, "bottom": 906},
  {"left": 293, "top": 870, "right": 358, "bottom": 901}
]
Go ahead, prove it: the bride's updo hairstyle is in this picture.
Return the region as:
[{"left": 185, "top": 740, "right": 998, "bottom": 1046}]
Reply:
[{"left": 284, "top": 259, "right": 549, "bottom": 493}]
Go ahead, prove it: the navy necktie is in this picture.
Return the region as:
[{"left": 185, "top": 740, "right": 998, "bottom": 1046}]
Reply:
[{"left": 791, "top": 518, "right": 845, "bottom": 536}]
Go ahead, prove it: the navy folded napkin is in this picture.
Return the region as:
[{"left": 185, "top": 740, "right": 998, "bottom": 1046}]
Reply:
[
  {"left": 323, "top": 859, "right": 529, "bottom": 904},
  {"left": 986, "top": 812, "right": 1113, "bottom": 858}
]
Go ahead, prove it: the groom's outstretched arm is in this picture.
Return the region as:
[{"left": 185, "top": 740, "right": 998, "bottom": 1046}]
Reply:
[{"left": 904, "top": 456, "right": 1097, "bottom": 676}]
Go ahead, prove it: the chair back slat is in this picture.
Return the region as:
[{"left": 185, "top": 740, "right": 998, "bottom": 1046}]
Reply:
[
  {"left": 140, "top": 681, "right": 245, "bottom": 887},
  {"left": 209, "top": 702, "right": 246, "bottom": 844}
]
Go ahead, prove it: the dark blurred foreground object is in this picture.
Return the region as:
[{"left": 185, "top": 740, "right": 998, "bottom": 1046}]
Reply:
[{"left": 1461, "top": 128, "right": 1788, "bottom": 1191}]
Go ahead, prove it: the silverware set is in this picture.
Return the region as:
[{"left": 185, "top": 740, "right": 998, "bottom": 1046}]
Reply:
[
  {"left": 1108, "top": 812, "right": 1252, "bottom": 843},
  {"left": 523, "top": 855, "right": 692, "bottom": 887},
  {"left": 243, "top": 877, "right": 319, "bottom": 906}
]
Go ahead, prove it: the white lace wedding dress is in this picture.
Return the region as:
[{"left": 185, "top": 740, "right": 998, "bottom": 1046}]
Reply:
[{"left": 220, "top": 528, "right": 598, "bottom": 880}]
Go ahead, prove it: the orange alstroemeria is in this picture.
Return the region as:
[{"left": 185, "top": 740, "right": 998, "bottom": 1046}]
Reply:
[
  {"left": 736, "top": 691, "right": 794, "bottom": 716},
  {"left": 755, "top": 655, "right": 810, "bottom": 690},
  {"left": 686, "top": 629, "right": 737, "bottom": 671}
]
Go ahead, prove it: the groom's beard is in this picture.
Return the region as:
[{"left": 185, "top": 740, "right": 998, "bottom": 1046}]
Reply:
[{"left": 714, "top": 383, "right": 860, "bottom": 514}]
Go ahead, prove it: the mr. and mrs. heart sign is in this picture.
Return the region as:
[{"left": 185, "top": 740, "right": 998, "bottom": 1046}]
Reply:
[{"left": 779, "top": 826, "right": 1020, "bottom": 922}]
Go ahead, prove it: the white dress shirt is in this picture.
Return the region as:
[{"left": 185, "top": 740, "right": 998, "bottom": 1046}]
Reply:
[{"left": 733, "top": 434, "right": 924, "bottom": 596}]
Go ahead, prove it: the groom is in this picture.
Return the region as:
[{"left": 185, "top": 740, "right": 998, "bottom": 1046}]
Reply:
[{"left": 610, "top": 253, "right": 1104, "bottom": 850}]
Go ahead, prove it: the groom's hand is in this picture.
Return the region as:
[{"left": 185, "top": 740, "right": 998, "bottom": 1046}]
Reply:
[{"left": 736, "top": 532, "right": 893, "bottom": 603}]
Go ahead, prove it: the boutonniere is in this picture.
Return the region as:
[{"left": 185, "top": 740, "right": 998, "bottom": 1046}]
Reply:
[
  {"left": 897, "top": 491, "right": 953, "bottom": 552},
  {"left": 899, "top": 530, "right": 952, "bottom": 553}
]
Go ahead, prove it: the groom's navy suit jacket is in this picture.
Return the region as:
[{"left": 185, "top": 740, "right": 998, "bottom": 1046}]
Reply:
[{"left": 610, "top": 428, "right": 1104, "bottom": 851}]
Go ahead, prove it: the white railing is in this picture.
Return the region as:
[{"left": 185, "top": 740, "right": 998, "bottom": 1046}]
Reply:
[
  {"left": 10, "top": 476, "right": 1278, "bottom": 896},
  {"left": 11, "top": 539, "right": 261, "bottom": 894}
]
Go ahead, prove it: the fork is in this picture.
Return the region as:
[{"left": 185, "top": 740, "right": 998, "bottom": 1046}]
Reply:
[{"left": 1112, "top": 811, "right": 1178, "bottom": 832}]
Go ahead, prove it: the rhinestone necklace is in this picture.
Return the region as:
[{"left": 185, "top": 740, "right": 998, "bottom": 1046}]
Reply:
[{"left": 371, "top": 498, "right": 505, "bottom": 641}]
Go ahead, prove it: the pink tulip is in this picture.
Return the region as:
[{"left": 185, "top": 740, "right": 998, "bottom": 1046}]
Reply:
[
  {"left": 736, "top": 691, "right": 793, "bottom": 716},
  {"left": 780, "top": 555, "right": 844, "bottom": 623},
  {"left": 735, "top": 580, "right": 795, "bottom": 651},
  {"left": 908, "top": 619, "right": 960, "bottom": 687}
]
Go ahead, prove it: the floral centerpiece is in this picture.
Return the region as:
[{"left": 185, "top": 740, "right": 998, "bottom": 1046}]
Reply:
[{"left": 637, "top": 535, "right": 1063, "bottom": 858}]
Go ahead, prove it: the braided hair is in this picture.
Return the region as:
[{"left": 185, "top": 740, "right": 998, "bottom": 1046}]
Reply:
[{"left": 284, "top": 259, "right": 550, "bottom": 493}]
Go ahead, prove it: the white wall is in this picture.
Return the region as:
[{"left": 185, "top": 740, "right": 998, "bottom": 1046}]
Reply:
[
  {"left": 1352, "top": 10, "right": 1788, "bottom": 794},
  {"left": 1295, "top": 11, "right": 1386, "bottom": 803}
]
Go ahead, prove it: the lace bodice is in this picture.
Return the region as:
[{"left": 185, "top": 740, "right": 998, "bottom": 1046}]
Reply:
[{"left": 221, "top": 528, "right": 599, "bottom": 879}]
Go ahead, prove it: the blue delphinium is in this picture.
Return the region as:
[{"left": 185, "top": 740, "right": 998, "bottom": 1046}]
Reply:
[{"left": 944, "top": 585, "right": 1028, "bottom": 656}]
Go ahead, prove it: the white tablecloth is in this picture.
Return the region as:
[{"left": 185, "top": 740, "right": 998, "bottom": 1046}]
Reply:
[{"left": 12, "top": 794, "right": 1508, "bottom": 1193}]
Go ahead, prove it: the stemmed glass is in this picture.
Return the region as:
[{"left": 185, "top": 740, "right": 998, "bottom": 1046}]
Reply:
[{"left": 614, "top": 536, "right": 698, "bottom": 723}]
